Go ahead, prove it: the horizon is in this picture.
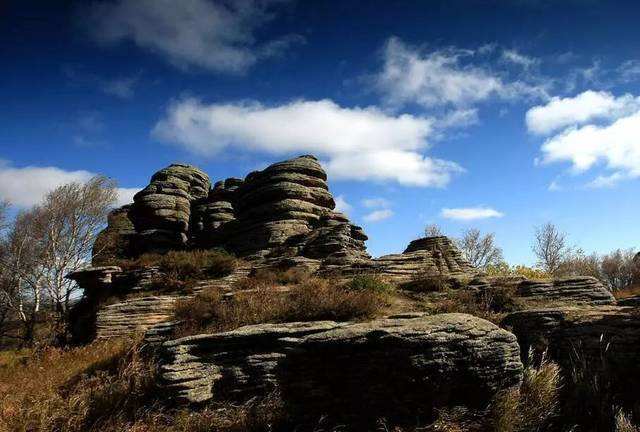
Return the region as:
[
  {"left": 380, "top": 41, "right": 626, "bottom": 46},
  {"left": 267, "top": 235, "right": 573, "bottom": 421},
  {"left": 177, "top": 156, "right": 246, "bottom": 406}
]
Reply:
[{"left": 2, "top": 0, "right": 640, "bottom": 264}]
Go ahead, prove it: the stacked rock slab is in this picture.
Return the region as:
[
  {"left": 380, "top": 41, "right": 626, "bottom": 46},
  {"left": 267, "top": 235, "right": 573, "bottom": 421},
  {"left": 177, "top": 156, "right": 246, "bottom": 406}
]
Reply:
[
  {"left": 516, "top": 276, "right": 615, "bottom": 305},
  {"left": 130, "top": 164, "right": 210, "bottom": 253},
  {"left": 347, "top": 236, "right": 476, "bottom": 282},
  {"left": 161, "top": 314, "right": 522, "bottom": 425},
  {"left": 222, "top": 155, "right": 370, "bottom": 265},
  {"left": 191, "top": 177, "right": 242, "bottom": 247}
]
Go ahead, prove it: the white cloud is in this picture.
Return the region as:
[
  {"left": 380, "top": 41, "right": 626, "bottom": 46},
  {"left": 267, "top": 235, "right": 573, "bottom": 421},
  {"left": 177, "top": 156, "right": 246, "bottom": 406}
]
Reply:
[
  {"left": 115, "top": 187, "right": 140, "bottom": 206},
  {"left": 334, "top": 195, "right": 352, "bottom": 215},
  {"left": 375, "top": 37, "right": 547, "bottom": 109},
  {"left": 526, "top": 90, "right": 640, "bottom": 135},
  {"left": 0, "top": 161, "right": 139, "bottom": 209},
  {"left": 441, "top": 206, "right": 504, "bottom": 221},
  {"left": 361, "top": 197, "right": 391, "bottom": 208},
  {"left": 501, "top": 49, "right": 539, "bottom": 69},
  {"left": 85, "top": 0, "right": 300, "bottom": 74},
  {"left": 363, "top": 209, "right": 394, "bottom": 223},
  {"left": 540, "top": 111, "right": 640, "bottom": 179},
  {"left": 154, "top": 97, "right": 463, "bottom": 187}
]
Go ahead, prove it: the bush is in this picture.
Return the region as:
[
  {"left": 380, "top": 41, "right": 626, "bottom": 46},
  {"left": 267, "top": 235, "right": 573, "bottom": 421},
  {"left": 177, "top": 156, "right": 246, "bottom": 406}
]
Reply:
[
  {"left": 485, "top": 263, "right": 552, "bottom": 280},
  {"left": 403, "top": 269, "right": 451, "bottom": 292},
  {"left": 174, "top": 277, "right": 387, "bottom": 337},
  {"left": 345, "top": 274, "right": 394, "bottom": 293}
]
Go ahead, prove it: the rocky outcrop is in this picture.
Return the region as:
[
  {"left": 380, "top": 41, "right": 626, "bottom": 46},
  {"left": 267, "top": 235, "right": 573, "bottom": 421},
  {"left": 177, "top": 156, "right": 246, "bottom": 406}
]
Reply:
[
  {"left": 92, "top": 205, "right": 136, "bottom": 265},
  {"left": 502, "top": 306, "right": 640, "bottom": 410},
  {"left": 191, "top": 177, "right": 242, "bottom": 247},
  {"left": 96, "top": 295, "right": 180, "bottom": 339},
  {"left": 344, "top": 236, "right": 476, "bottom": 282},
  {"left": 516, "top": 276, "right": 615, "bottom": 305},
  {"left": 130, "top": 164, "right": 210, "bottom": 252},
  {"left": 161, "top": 314, "right": 522, "bottom": 424}
]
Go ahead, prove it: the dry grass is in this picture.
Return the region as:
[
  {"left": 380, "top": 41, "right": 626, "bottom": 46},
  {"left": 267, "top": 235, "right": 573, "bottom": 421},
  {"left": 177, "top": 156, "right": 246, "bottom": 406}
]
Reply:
[
  {"left": 116, "top": 249, "right": 236, "bottom": 279},
  {"left": 424, "top": 286, "right": 522, "bottom": 324},
  {"left": 402, "top": 269, "right": 452, "bottom": 292},
  {"left": 174, "top": 276, "right": 388, "bottom": 337},
  {"left": 614, "top": 284, "right": 640, "bottom": 299},
  {"left": 616, "top": 410, "right": 640, "bottom": 432},
  {"left": 0, "top": 338, "right": 157, "bottom": 431}
]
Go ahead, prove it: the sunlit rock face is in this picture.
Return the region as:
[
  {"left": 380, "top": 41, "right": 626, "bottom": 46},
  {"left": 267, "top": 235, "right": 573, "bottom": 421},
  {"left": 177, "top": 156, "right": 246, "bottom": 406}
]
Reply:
[{"left": 97, "top": 155, "right": 369, "bottom": 268}]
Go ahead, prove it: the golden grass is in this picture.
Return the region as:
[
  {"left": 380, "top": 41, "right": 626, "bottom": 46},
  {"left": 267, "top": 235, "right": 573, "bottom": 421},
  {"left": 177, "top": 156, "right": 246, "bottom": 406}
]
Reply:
[{"left": 174, "top": 276, "right": 388, "bottom": 337}]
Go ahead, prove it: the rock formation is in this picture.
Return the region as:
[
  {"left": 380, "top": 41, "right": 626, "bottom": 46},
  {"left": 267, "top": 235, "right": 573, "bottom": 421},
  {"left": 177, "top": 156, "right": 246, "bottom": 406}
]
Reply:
[
  {"left": 92, "top": 205, "right": 136, "bottom": 265},
  {"left": 129, "top": 164, "right": 211, "bottom": 253},
  {"left": 343, "top": 236, "right": 477, "bottom": 282},
  {"left": 161, "top": 313, "right": 522, "bottom": 424},
  {"left": 502, "top": 306, "right": 640, "bottom": 410},
  {"left": 98, "top": 155, "right": 369, "bottom": 268},
  {"left": 515, "top": 276, "right": 615, "bottom": 305}
]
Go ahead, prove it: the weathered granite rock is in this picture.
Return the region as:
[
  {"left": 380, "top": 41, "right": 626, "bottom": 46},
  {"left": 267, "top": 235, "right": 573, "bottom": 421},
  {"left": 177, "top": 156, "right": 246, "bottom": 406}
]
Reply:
[
  {"left": 130, "top": 164, "right": 210, "bottom": 252},
  {"left": 161, "top": 314, "right": 522, "bottom": 424},
  {"left": 192, "top": 177, "right": 242, "bottom": 247},
  {"left": 92, "top": 205, "right": 136, "bottom": 265},
  {"left": 516, "top": 276, "right": 615, "bottom": 305},
  {"left": 502, "top": 306, "right": 640, "bottom": 409}
]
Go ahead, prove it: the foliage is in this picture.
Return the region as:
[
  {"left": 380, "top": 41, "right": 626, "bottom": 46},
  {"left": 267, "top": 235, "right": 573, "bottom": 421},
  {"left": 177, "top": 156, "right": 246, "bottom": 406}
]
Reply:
[
  {"left": 532, "top": 222, "right": 571, "bottom": 275},
  {"left": 0, "top": 177, "right": 117, "bottom": 344},
  {"left": 174, "top": 276, "right": 387, "bottom": 337},
  {"left": 456, "top": 228, "right": 504, "bottom": 270},
  {"left": 426, "top": 286, "right": 522, "bottom": 323},
  {"left": 404, "top": 268, "right": 451, "bottom": 292},
  {"left": 424, "top": 223, "right": 443, "bottom": 237},
  {"left": 345, "top": 274, "right": 394, "bottom": 293},
  {"left": 485, "top": 262, "right": 552, "bottom": 279}
]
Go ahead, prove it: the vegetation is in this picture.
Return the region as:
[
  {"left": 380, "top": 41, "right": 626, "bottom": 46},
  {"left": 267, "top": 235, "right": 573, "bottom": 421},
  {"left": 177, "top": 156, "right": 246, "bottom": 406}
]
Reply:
[
  {"left": 0, "top": 177, "right": 117, "bottom": 345},
  {"left": 174, "top": 274, "right": 388, "bottom": 337},
  {"left": 457, "top": 228, "right": 504, "bottom": 270}
]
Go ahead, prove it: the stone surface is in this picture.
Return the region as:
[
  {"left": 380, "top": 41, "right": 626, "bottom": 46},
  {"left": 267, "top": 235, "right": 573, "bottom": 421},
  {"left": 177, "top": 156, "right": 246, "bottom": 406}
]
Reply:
[
  {"left": 343, "top": 236, "right": 476, "bottom": 282},
  {"left": 130, "top": 164, "right": 211, "bottom": 252},
  {"left": 92, "top": 205, "right": 136, "bottom": 265},
  {"left": 96, "top": 295, "right": 181, "bottom": 339},
  {"left": 160, "top": 314, "right": 522, "bottom": 423},
  {"left": 516, "top": 276, "right": 615, "bottom": 305},
  {"left": 502, "top": 306, "right": 640, "bottom": 409}
]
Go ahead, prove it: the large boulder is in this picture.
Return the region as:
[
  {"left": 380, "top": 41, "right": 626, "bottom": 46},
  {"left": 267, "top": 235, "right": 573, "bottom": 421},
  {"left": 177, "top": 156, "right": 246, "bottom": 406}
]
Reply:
[
  {"left": 502, "top": 306, "right": 640, "bottom": 410},
  {"left": 130, "top": 164, "right": 210, "bottom": 252},
  {"left": 160, "top": 314, "right": 522, "bottom": 425},
  {"left": 515, "top": 276, "right": 615, "bottom": 305}
]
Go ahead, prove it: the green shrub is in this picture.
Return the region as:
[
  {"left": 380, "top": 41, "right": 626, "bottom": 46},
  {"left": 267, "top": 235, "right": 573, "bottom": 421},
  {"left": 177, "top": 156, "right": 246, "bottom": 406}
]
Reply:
[{"left": 345, "top": 274, "right": 394, "bottom": 293}]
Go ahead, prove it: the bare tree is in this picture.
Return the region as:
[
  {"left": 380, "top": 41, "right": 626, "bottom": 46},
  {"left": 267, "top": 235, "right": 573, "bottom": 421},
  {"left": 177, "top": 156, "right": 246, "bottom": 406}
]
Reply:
[
  {"left": 0, "top": 177, "right": 116, "bottom": 344},
  {"left": 532, "top": 223, "right": 571, "bottom": 275},
  {"left": 456, "top": 228, "right": 504, "bottom": 270},
  {"left": 600, "top": 248, "right": 639, "bottom": 291},
  {"left": 424, "top": 224, "right": 443, "bottom": 237}
]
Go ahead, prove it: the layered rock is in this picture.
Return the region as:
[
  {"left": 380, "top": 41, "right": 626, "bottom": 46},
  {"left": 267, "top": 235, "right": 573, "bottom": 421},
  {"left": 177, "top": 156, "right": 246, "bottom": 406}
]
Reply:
[
  {"left": 96, "top": 295, "right": 180, "bottom": 339},
  {"left": 515, "top": 276, "right": 615, "bottom": 305},
  {"left": 130, "top": 164, "right": 210, "bottom": 252},
  {"left": 161, "top": 314, "right": 522, "bottom": 424},
  {"left": 92, "top": 205, "right": 136, "bottom": 265},
  {"left": 191, "top": 177, "right": 242, "bottom": 247},
  {"left": 347, "top": 236, "right": 476, "bottom": 282},
  {"left": 502, "top": 306, "right": 640, "bottom": 409}
]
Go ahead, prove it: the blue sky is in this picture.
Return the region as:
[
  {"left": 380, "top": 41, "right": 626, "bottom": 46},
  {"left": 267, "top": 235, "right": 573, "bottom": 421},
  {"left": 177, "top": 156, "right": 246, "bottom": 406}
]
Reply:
[{"left": 2, "top": 0, "right": 640, "bottom": 264}]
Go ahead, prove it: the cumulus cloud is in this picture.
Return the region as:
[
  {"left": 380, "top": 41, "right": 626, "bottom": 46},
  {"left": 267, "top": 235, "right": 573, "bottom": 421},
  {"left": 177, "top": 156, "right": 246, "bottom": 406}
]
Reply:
[
  {"left": 0, "top": 161, "right": 138, "bottom": 208},
  {"left": 441, "top": 207, "right": 504, "bottom": 221},
  {"left": 153, "top": 98, "right": 463, "bottom": 187},
  {"left": 526, "top": 90, "right": 640, "bottom": 135},
  {"left": 374, "top": 37, "right": 547, "bottom": 109},
  {"left": 363, "top": 209, "right": 394, "bottom": 223},
  {"left": 540, "top": 111, "right": 640, "bottom": 178},
  {"left": 84, "top": 0, "right": 300, "bottom": 74},
  {"left": 334, "top": 195, "right": 352, "bottom": 214}
]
